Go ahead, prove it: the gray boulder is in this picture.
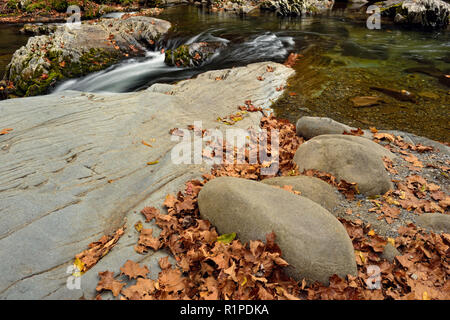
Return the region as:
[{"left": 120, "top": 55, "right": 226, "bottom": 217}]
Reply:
[
  {"left": 416, "top": 213, "right": 450, "bottom": 234},
  {"left": 198, "top": 177, "right": 357, "bottom": 284},
  {"left": 295, "top": 116, "right": 450, "bottom": 156},
  {"left": 296, "top": 116, "right": 364, "bottom": 140},
  {"left": 293, "top": 134, "right": 396, "bottom": 196},
  {"left": 261, "top": 175, "right": 340, "bottom": 212}
]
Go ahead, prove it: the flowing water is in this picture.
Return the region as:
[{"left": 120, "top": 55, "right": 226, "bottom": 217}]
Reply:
[{"left": 1, "top": 5, "right": 449, "bottom": 141}]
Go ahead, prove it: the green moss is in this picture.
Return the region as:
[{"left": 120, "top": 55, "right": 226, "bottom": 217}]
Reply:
[
  {"left": 7, "top": 0, "right": 19, "bottom": 10},
  {"left": 164, "top": 45, "right": 191, "bottom": 67}
]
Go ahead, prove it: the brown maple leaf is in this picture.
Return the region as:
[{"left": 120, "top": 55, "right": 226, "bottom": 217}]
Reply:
[
  {"left": 96, "top": 271, "right": 125, "bottom": 297},
  {"left": 120, "top": 260, "right": 149, "bottom": 280}
]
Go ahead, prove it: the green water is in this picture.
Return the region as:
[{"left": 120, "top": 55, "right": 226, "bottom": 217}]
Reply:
[{"left": 158, "top": 6, "right": 450, "bottom": 142}]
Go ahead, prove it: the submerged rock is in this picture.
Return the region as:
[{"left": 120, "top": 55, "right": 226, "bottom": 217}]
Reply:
[
  {"left": 261, "top": 175, "right": 340, "bottom": 212},
  {"left": 350, "top": 96, "right": 383, "bottom": 108},
  {"left": 164, "top": 42, "right": 226, "bottom": 67},
  {"left": 293, "top": 134, "right": 396, "bottom": 196},
  {"left": 370, "top": 86, "right": 416, "bottom": 102},
  {"left": 3, "top": 16, "right": 171, "bottom": 97},
  {"left": 341, "top": 40, "right": 389, "bottom": 60},
  {"left": 198, "top": 177, "right": 357, "bottom": 284}
]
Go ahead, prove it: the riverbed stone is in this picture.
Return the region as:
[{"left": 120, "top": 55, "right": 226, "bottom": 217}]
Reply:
[
  {"left": 293, "top": 134, "right": 396, "bottom": 196},
  {"left": 381, "top": 243, "right": 401, "bottom": 263},
  {"left": 0, "top": 62, "right": 294, "bottom": 299},
  {"left": 416, "top": 213, "right": 450, "bottom": 234},
  {"left": 261, "top": 175, "right": 340, "bottom": 212},
  {"left": 296, "top": 116, "right": 360, "bottom": 139},
  {"left": 3, "top": 16, "right": 171, "bottom": 97},
  {"left": 198, "top": 177, "right": 357, "bottom": 284},
  {"left": 295, "top": 116, "right": 450, "bottom": 156},
  {"left": 164, "top": 41, "right": 227, "bottom": 67}
]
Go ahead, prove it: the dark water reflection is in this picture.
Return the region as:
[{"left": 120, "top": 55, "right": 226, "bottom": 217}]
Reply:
[{"left": 0, "top": 24, "right": 29, "bottom": 79}]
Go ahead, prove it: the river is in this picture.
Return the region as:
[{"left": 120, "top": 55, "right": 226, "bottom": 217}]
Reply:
[{"left": 1, "top": 4, "right": 449, "bottom": 141}]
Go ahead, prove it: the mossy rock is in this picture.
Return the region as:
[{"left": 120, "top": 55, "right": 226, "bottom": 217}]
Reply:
[
  {"left": 164, "top": 45, "right": 191, "bottom": 67},
  {"left": 11, "top": 48, "right": 122, "bottom": 97}
]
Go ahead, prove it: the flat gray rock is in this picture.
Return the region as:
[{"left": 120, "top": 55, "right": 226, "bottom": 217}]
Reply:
[
  {"left": 0, "top": 62, "right": 294, "bottom": 299},
  {"left": 198, "top": 177, "right": 357, "bottom": 284},
  {"left": 261, "top": 175, "right": 340, "bottom": 212},
  {"left": 293, "top": 134, "right": 396, "bottom": 196}
]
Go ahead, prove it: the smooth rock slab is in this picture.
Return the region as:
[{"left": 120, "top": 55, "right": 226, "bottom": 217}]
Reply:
[
  {"left": 261, "top": 175, "right": 340, "bottom": 212},
  {"left": 0, "top": 62, "right": 294, "bottom": 299},
  {"left": 293, "top": 134, "right": 396, "bottom": 196},
  {"left": 198, "top": 177, "right": 357, "bottom": 284}
]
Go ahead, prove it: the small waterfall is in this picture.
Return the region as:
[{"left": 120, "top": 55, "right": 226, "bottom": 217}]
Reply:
[{"left": 52, "top": 31, "right": 295, "bottom": 94}]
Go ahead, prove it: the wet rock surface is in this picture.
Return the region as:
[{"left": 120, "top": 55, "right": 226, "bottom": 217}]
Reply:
[{"left": 164, "top": 41, "right": 226, "bottom": 67}]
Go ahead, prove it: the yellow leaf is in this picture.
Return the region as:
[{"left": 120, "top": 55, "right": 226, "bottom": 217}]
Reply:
[
  {"left": 141, "top": 140, "right": 153, "bottom": 147},
  {"left": 387, "top": 237, "right": 395, "bottom": 246},
  {"left": 135, "top": 221, "right": 143, "bottom": 232},
  {"left": 355, "top": 250, "right": 366, "bottom": 264},
  {"left": 216, "top": 232, "right": 236, "bottom": 244},
  {"left": 368, "top": 229, "right": 375, "bottom": 236},
  {"left": 73, "top": 257, "right": 85, "bottom": 275},
  {"left": 241, "top": 276, "right": 247, "bottom": 287},
  {"left": 147, "top": 160, "right": 159, "bottom": 165},
  {"left": 423, "top": 291, "right": 430, "bottom": 300}
]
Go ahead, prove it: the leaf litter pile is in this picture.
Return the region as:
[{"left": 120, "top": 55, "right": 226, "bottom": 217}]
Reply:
[{"left": 75, "top": 114, "right": 449, "bottom": 300}]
